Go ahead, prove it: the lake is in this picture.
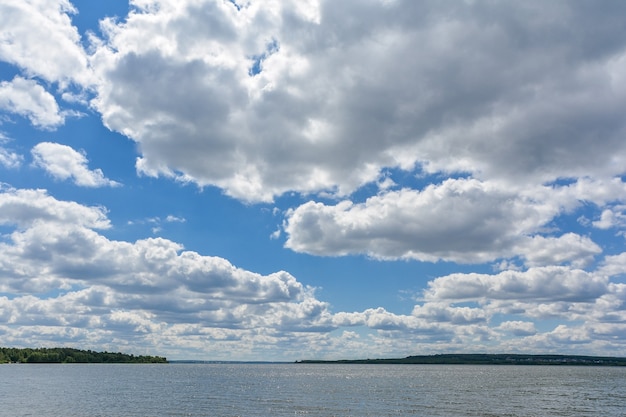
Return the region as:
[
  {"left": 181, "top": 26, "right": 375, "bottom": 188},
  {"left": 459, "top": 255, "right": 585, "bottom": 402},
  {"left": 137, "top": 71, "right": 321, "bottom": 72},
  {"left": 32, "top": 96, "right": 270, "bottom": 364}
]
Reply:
[{"left": 1, "top": 363, "right": 625, "bottom": 416}]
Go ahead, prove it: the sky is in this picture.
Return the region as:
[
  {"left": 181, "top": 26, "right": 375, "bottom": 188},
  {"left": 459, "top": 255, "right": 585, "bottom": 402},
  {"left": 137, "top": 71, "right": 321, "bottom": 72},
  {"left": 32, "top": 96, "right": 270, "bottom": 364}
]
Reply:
[{"left": 0, "top": 0, "right": 626, "bottom": 361}]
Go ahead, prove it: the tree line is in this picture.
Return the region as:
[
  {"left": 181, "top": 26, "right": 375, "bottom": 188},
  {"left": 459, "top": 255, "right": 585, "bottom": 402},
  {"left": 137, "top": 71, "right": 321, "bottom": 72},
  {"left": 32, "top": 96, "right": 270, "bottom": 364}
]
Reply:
[
  {"left": 298, "top": 353, "right": 626, "bottom": 366},
  {"left": 0, "top": 347, "right": 167, "bottom": 364}
]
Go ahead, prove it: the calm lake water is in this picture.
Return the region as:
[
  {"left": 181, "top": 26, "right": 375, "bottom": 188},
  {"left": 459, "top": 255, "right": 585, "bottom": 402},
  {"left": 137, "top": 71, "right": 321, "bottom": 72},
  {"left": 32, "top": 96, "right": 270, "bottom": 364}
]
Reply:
[{"left": 1, "top": 363, "right": 625, "bottom": 416}]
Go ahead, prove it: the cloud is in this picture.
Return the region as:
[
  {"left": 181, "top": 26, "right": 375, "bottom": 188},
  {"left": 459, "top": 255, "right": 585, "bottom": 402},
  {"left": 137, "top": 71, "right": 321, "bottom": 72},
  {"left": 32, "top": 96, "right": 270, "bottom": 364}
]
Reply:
[
  {"left": 0, "top": 147, "right": 21, "bottom": 168},
  {"left": 412, "top": 303, "right": 488, "bottom": 325},
  {"left": 0, "top": 77, "right": 65, "bottom": 129},
  {"left": 165, "top": 215, "right": 186, "bottom": 223},
  {"left": 592, "top": 207, "right": 626, "bottom": 230},
  {"left": 328, "top": 260, "right": 626, "bottom": 355},
  {"left": 0, "top": 186, "right": 110, "bottom": 229},
  {"left": 87, "top": 0, "right": 626, "bottom": 202},
  {"left": 1, "top": 186, "right": 626, "bottom": 359},
  {"left": 0, "top": 0, "right": 91, "bottom": 88},
  {"left": 0, "top": 133, "right": 22, "bottom": 168},
  {"left": 598, "top": 253, "right": 626, "bottom": 278},
  {"left": 513, "top": 234, "right": 601, "bottom": 269},
  {"left": 283, "top": 178, "right": 601, "bottom": 265},
  {"left": 131, "top": 215, "right": 186, "bottom": 234},
  {"left": 31, "top": 142, "right": 120, "bottom": 187},
  {"left": 0, "top": 186, "right": 336, "bottom": 358},
  {"left": 424, "top": 266, "right": 608, "bottom": 304},
  {"left": 2, "top": 0, "right": 626, "bottom": 360},
  {"left": 497, "top": 321, "right": 537, "bottom": 337}
]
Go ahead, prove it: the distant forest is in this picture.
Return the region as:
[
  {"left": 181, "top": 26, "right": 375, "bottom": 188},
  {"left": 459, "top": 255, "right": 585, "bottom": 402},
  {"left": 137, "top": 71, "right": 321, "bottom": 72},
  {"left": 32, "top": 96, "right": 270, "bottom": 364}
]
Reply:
[
  {"left": 299, "top": 353, "right": 626, "bottom": 366},
  {"left": 0, "top": 347, "right": 167, "bottom": 364}
]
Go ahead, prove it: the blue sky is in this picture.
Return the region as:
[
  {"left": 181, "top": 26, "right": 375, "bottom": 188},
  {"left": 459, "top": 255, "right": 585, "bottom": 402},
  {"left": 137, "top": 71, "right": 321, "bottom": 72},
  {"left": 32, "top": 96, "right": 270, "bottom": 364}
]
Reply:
[{"left": 1, "top": 0, "right": 626, "bottom": 361}]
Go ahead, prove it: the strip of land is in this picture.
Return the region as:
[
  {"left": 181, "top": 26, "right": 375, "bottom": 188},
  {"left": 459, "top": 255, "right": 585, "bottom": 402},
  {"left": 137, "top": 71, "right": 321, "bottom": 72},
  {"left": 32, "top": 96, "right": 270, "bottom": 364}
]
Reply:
[
  {"left": 298, "top": 354, "right": 626, "bottom": 366},
  {"left": 0, "top": 347, "right": 167, "bottom": 363}
]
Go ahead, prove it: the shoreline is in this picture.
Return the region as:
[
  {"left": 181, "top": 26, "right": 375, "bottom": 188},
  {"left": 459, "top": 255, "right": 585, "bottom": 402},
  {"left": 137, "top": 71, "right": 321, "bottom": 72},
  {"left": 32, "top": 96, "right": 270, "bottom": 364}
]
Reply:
[{"left": 297, "top": 353, "right": 626, "bottom": 366}]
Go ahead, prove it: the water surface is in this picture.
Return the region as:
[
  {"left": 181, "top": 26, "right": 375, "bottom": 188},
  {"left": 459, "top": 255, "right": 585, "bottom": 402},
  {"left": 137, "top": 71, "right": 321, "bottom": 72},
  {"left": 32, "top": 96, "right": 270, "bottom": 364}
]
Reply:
[{"left": 1, "top": 363, "right": 624, "bottom": 416}]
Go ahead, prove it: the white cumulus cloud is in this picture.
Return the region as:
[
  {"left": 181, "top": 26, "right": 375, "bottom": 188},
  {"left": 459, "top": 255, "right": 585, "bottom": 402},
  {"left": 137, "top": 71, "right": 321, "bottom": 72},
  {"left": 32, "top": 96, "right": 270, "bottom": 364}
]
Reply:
[
  {"left": 0, "top": 77, "right": 65, "bottom": 129},
  {"left": 86, "top": 0, "right": 626, "bottom": 202},
  {"left": 0, "top": 186, "right": 337, "bottom": 359},
  {"left": 0, "top": 0, "right": 91, "bottom": 87},
  {"left": 283, "top": 178, "right": 602, "bottom": 265},
  {"left": 31, "top": 142, "right": 120, "bottom": 187}
]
